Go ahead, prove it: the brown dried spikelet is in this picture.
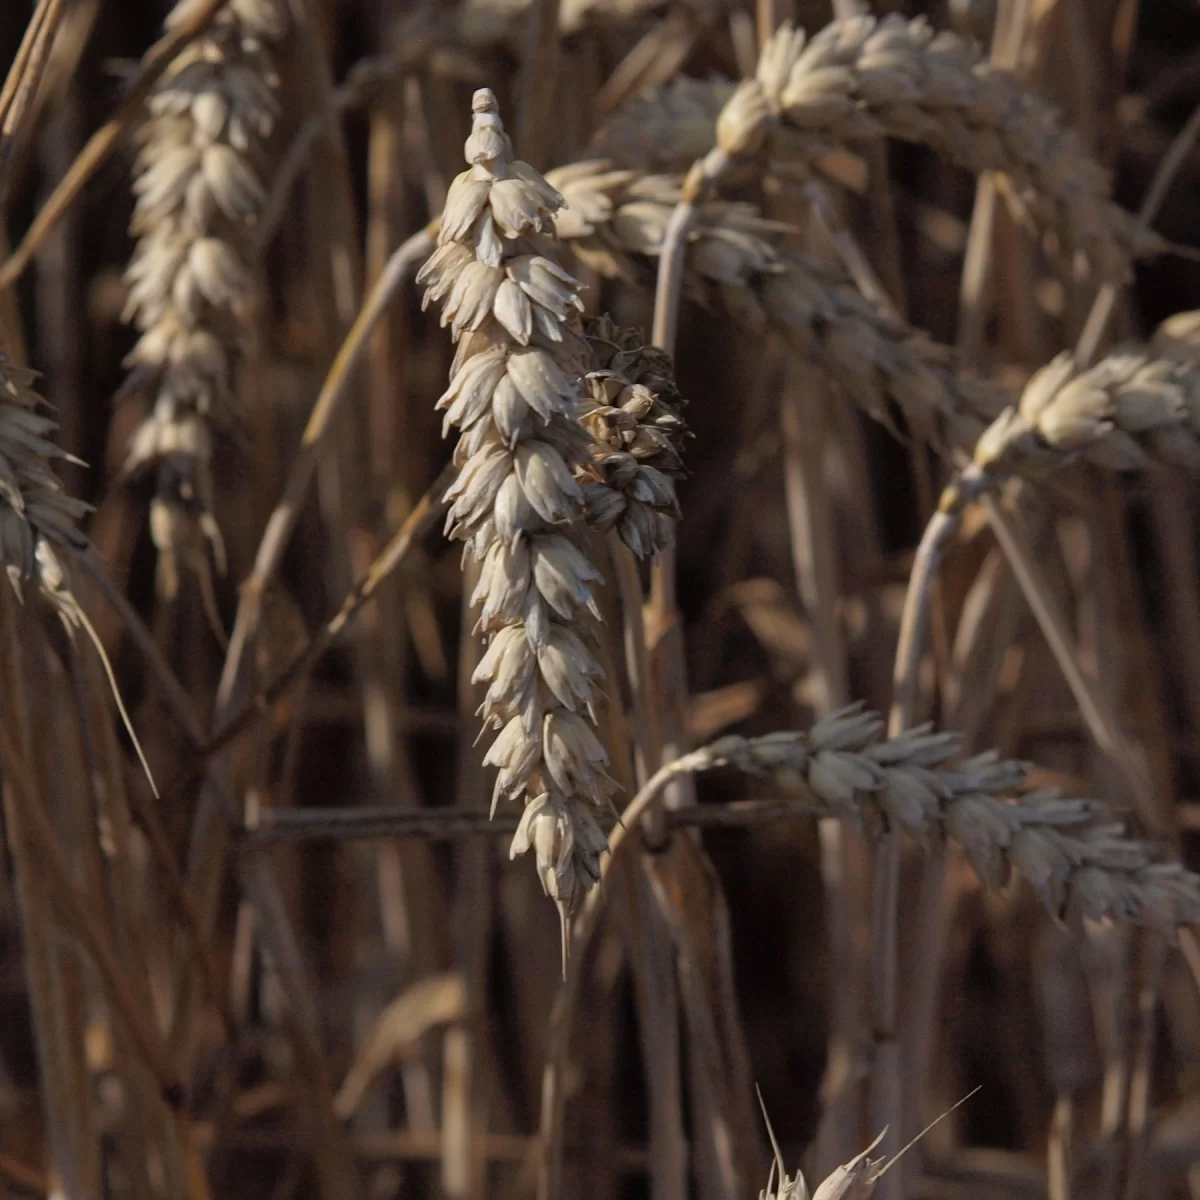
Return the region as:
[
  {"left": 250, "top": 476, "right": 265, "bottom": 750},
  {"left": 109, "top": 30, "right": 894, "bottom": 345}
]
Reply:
[{"left": 120, "top": 0, "right": 288, "bottom": 606}]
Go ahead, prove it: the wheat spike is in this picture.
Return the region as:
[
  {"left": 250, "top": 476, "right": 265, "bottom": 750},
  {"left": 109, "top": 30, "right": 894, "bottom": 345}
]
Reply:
[
  {"left": 595, "top": 16, "right": 1159, "bottom": 279},
  {"left": 120, "top": 0, "right": 287, "bottom": 604},
  {"left": 419, "top": 89, "right": 619, "bottom": 966},
  {"left": 973, "top": 340, "right": 1200, "bottom": 481},
  {"left": 694, "top": 706, "right": 1200, "bottom": 935}
]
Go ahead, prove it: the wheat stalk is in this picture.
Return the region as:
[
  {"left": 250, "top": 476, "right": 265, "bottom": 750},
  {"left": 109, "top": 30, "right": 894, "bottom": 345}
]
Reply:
[
  {"left": 419, "top": 88, "right": 619, "bottom": 965},
  {"left": 548, "top": 159, "right": 1007, "bottom": 447},
  {"left": 120, "top": 0, "right": 287, "bottom": 603},
  {"left": 595, "top": 15, "right": 1159, "bottom": 279}
]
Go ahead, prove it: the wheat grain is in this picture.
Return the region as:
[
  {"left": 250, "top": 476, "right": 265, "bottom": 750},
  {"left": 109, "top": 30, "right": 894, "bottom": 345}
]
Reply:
[
  {"left": 120, "top": 0, "right": 287, "bottom": 601},
  {"left": 579, "top": 315, "right": 687, "bottom": 558},
  {"left": 971, "top": 346, "right": 1200, "bottom": 482},
  {"left": 419, "top": 88, "right": 618, "bottom": 964},
  {"left": 689, "top": 705, "right": 1200, "bottom": 935},
  {"left": 548, "top": 160, "right": 1006, "bottom": 448},
  {"left": 595, "top": 16, "right": 1159, "bottom": 278}
]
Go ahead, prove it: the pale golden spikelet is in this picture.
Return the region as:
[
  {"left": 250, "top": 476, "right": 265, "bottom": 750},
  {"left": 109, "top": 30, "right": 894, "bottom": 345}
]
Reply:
[
  {"left": 120, "top": 0, "right": 287, "bottom": 601},
  {"left": 420, "top": 88, "right": 619, "bottom": 966},
  {"left": 973, "top": 346, "right": 1200, "bottom": 480}
]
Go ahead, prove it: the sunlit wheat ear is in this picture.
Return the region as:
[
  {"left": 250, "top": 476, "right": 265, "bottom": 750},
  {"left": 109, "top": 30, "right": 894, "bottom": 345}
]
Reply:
[
  {"left": 420, "top": 88, "right": 619, "bottom": 971},
  {"left": 596, "top": 16, "right": 1158, "bottom": 279},
  {"left": 0, "top": 351, "right": 158, "bottom": 797},
  {"left": 119, "top": 0, "right": 287, "bottom": 613},
  {"left": 756, "top": 1083, "right": 981, "bottom": 1200},
  {"left": 548, "top": 161, "right": 1007, "bottom": 450},
  {"left": 578, "top": 315, "right": 688, "bottom": 559},
  {"left": 698, "top": 707, "right": 1200, "bottom": 933}
]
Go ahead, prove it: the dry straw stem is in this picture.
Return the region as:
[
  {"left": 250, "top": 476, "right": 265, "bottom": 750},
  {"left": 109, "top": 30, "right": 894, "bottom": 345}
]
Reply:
[
  {"left": 548, "top": 160, "right": 1006, "bottom": 447},
  {"left": 0, "top": 0, "right": 229, "bottom": 288},
  {"left": 418, "top": 87, "right": 620, "bottom": 962},
  {"left": 597, "top": 15, "right": 1158, "bottom": 280},
  {"left": 119, "top": 0, "right": 288, "bottom": 600}
]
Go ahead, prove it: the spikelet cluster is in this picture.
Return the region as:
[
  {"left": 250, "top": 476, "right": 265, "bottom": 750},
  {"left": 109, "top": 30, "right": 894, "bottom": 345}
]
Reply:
[
  {"left": 0, "top": 351, "right": 90, "bottom": 617},
  {"left": 549, "top": 161, "right": 1006, "bottom": 448},
  {"left": 418, "top": 89, "right": 617, "bottom": 957},
  {"left": 579, "top": 316, "right": 687, "bottom": 558},
  {"left": 120, "top": 0, "right": 287, "bottom": 598},
  {"left": 972, "top": 343, "right": 1200, "bottom": 483},
  {"left": 699, "top": 706, "right": 1200, "bottom": 934},
  {"left": 596, "top": 16, "right": 1157, "bottom": 278}
]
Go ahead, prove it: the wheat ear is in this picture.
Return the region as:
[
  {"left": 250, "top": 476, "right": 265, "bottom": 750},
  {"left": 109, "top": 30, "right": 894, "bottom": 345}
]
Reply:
[
  {"left": 970, "top": 332, "right": 1200, "bottom": 487},
  {"left": 549, "top": 160, "right": 1006, "bottom": 448},
  {"left": 0, "top": 350, "right": 158, "bottom": 796},
  {"left": 596, "top": 16, "right": 1158, "bottom": 279},
  {"left": 694, "top": 705, "right": 1200, "bottom": 935},
  {"left": 418, "top": 88, "right": 619, "bottom": 967},
  {"left": 120, "top": 0, "right": 287, "bottom": 603}
]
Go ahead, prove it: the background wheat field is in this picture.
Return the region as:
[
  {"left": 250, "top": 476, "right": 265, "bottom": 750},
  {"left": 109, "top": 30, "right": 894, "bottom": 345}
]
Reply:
[{"left": 4, "top": 1, "right": 1200, "bottom": 1198}]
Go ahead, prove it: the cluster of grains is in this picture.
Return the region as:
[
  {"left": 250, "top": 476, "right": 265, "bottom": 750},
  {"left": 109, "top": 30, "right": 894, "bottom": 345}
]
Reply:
[
  {"left": 597, "top": 16, "right": 1157, "bottom": 278},
  {"left": 121, "top": 0, "right": 287, "bottom": 597},
  {"left": 0, "top": 351, "right": 90, "bottom": 616},
  {"left": 579, "top": 316, "right": 687, "bottom": 558},
  {"left": 696, "top": 705, "right": 1200, "bottom": 933},
  {"left": 549, "top": 161, "right": 1006, "bottom": 448},
  {"left": 972, "top": 346, "right": 1200, "bottom": 483},
  {"left": 418, "top": 89, "right": 618, "bottom": 959},
  {"left": 760, "top": 1131, "right": 886, "bottom": 1200}
]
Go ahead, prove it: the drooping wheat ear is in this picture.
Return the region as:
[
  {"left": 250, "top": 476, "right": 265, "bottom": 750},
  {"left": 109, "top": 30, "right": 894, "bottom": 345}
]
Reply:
[
  {"left": 971, "top": 344, "right": 1200, "bottom": 485},
  {"left": 578, "top": 315, "right": 688, "bottom": 559},
  {"left": 597, "top": 17, "right": 1159, "bottom": 279},
  {"left": 690, "top": 705, "right": 1200, "bottom": 934},
  {"left": 120, "top": 0, "right": 287, "bottom": 601},
  {"left": 0, "top": 350, "right": 91, "bottom": 612},
  {"left": 0, "top": 349, "right": 157, "bottom": 794},
  {"left": 418, "top": 88, "right": 617, "bottom": 964},
  {"left": 549, "top": 160, "right": 1007, "bottom": 448}
]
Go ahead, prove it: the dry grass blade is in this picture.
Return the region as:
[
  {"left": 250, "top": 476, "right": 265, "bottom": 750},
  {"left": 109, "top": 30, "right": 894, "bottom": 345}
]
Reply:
[
  {"left": 334, "top": 974, "right": 468, "bottom": 1119},
  {"left": 0, "top": 0, "right": 68, "bottom": 195}
]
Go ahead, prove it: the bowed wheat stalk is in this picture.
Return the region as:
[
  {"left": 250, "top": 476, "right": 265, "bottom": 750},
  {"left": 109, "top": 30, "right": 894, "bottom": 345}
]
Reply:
[{"left": 120, "top": 0, "right": 287, "bottom": 614}]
